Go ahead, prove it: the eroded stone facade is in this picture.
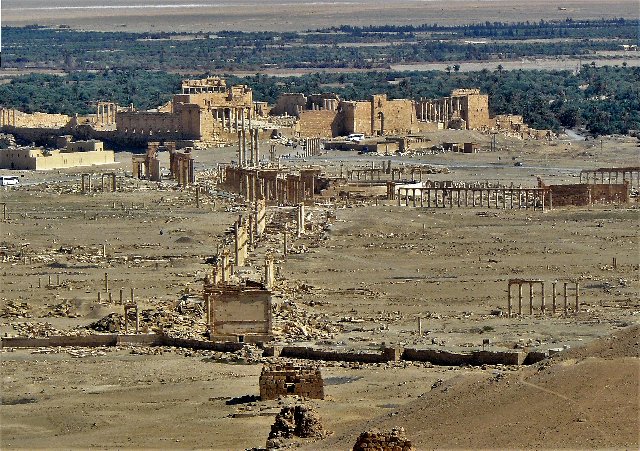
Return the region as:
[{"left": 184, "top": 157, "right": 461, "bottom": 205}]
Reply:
[{"left": 116, "top": 77, "right": 254, "bottom": 144}]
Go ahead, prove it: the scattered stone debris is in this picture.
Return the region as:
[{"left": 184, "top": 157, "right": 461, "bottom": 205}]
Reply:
[
  {"left": 272, "top": 299, "right": 339, "bottom": 340},
  {"left": 67, "top": 348, "right": 109, "bottom": 358},
  {"left": 1, "top": 300, "right": 32, "bottom": 318},
  {"left": 12, "top": 322, "right": 61, "bottom": 338},
  {"left": 210, "top": 345, "right": 264, "bottom": 364},
  {"left": 86, "top": 313, "right": 123, "bottom": 333},
  {"left": 84, "top": 303, "right": 208, "bottom": 339},
  {"left": 266, "top": 405, "right": 327, "bottom": 449},
  {"left": 352, "top": 427, "right": 415, "bottom": 451},
  {"left": 45, "top": 300, "right": 79, "bottom": 318}
]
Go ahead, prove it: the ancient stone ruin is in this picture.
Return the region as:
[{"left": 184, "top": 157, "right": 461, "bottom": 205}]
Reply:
[
  {"left": 266, "top": 404, "right": 327, "bottom": 449},
  {"left": 352, "top": 427, "right": 416, "bottom": 451},
  {"left": 259, "top": 364, "right": 324, "bottom": 400}
]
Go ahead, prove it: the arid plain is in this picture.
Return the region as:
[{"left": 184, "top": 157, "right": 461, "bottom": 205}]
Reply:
[
  {"left": 4, "top": 0, "right": 639, "bottom": 32},
  {"left": 1, "top": 0, "right": 639, "bottom": 449},
  {"left": 1, "top": 131, "right": 638, "bottom": 449}
]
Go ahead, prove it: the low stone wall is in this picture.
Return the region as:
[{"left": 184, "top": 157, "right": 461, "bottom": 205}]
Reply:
[
  {"left": 162, "top": 336, "right": 244, "bottom": 352},
  {"left": 1, "top": 334, "right": 240, "bottom": 352},
  {"left": 401, "top": 348, "right": 525, "bottom": 366},
  {"left": 1, "top": 335, "right": 546, "bottom": 366},
  {"left": 278, "top": 346, "right": 401, "bottom": 363},
  {"left": 1, "top": 334, "right": 117, "bottom": 348},
  {"left": 117, "top": 334, "right": 163, "bottom": 346}
]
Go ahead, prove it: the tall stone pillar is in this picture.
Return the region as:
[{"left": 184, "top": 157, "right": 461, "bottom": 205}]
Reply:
[
  {"left": 297, "top": 203, "right": 305, "bottom": 237},
  {"left": 254, "top": 129, "right": 260, "bottom": 165},
  {"left": 264, "top": 255, "right": 274, "bottom": 289}
]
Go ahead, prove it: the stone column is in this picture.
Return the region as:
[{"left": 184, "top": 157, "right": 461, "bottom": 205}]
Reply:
[
  {"left": 297, "top": 203, "right": 305, "bottom": 237},
  {"left": 518, "top": 282, "right": 523, "bottom": 315},
  {"left": 264, "top": 255, "right": 274, "bottom": 288},
  {"left": 238, "top": 131, "right": 243, "bottom": 167},
  {"left": 254, "top": 129, "right": 260, "bottom": 165}
]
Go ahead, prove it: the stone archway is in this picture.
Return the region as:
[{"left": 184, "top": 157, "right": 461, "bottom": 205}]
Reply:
[{"left": 377, "top": 111, "right": 385, "bottom": 136}]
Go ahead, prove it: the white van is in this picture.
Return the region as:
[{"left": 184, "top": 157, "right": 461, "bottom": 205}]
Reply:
[
  {"left": 347, "top": 133, "right": 365, "bottom": 142},
  {"left": 0, "top": 175, "right": 19, "bottom": 186}
]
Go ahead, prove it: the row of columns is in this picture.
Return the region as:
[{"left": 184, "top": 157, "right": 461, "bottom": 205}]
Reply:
[
  {"left": 418, "top": 97, "right": 463, "bottom": 123},
  {"left": 507, "top": 279, "right": 580, "bottom": 317},
  {"left": 97, "top": 102, "right": 116, "bottom": 125},
  {"left": 348, "top": 168, "right": 384, "bottom": 181},
  {"left": 0, "top": 108, "right": 17, "bottom": 127},
  {"left": 214, "top": 106, "right": 252, "bottom": 133},
  {"left": 308, "top": 99, "right": 338, "bottom": 111},
  {"left": 222, "top": 165, "right": 319, "bottom": 204},
  {"left": 169, "top": 151, "right": 195, "bottom": 187},
  {"left": 391, "top": 167, "right": 432, "bottom": 181},
  {"left": 396, "top": 187, "right": 548, "bottom": 210},
  {"left": 238, "top": 128, "right": 260, "bottom": 167},
  {"left": 81, "top": 173, "right": 117, "bottom": 193},
  {"left": 302, "top": 138, "right": 322, "bottom": 157},
  {"left": 579, "top": 167, "right": 640, "bottom": 189}
]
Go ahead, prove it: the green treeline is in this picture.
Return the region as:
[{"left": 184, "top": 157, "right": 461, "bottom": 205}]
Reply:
[
  {"left": 2, "top": 18, "right": 637, "bottom": 72},
  {"left": 1, "top": 66, "right": 637, "bottom": 136}
]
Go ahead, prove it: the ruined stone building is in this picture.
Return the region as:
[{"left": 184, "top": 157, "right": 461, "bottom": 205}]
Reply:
[
  {"left": 537, "top": 177, "right": 630, "bottom": 207},
  {"left": 0, "top": 140, "right": 114, "bottom": 170},
  {"left": 259, "top": 364, "right": 324, "bottom": 400},
  {"left": 204, "top": 280, "right": 273, "bottom": 343},
  {"left": 0, "top": 108, "right": 70, "bottom": 129},
  {"left": 115, "top": 77, "right": 255, "bottom": 144},
  {"left": 273, "top": 88, "right": 546, "bottom": 139},
  {"left": 272, "top": 92, "right": 418, "bottom": 138},
  {"left": 415, "top": 88, "right": 491, "bottom": 130}
]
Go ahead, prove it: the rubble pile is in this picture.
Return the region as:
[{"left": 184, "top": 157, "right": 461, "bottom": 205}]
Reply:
[
  {"left": 86, "top": 313, "right": 124, "bottom": 332},
  {"left": 12, "top": 322, "right": 61, "bottom": 338},
  {"left": 1, "top": 300, "right": 32, "bottom": 318},
  {"left": 45, "top": 301, "right": 79, "bottom": 318},
  {"left": 352, "top": 427, "right": 415, "bottom": 451},
  {"left": 266, "top": 405, "right": 327, "bottom": 449},
  {"left": 85, "top": 304, "right": 207, "bottom": 339},
  {"left": 140, "top": 304, "right": 207, "bottom": 339},
  {"left": 210, "top": 345, "right": 264, "bottom": 364},
  {"left": 272, "top": 300, "right": 339, "bottom": 340}
]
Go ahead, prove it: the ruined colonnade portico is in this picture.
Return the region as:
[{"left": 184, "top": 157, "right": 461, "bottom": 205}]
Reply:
[
  {"left": 507, "top": 279, "right": 580, "bottom": 317},
  {"left": 395, "top": 186, "right": 548, "bottom": 210}
]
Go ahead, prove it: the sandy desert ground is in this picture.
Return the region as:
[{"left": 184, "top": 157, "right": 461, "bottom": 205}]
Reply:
[
  {"left": 3, "top": 0, "right": 639, "bottom": 32},
  {"left": 1, "top": 130, "right": 638, "bottom": 449}
]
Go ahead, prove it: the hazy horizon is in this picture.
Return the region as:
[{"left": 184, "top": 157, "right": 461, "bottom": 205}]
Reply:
[{"left": 3, "top": 0, "right": 638, "bottom": 33}]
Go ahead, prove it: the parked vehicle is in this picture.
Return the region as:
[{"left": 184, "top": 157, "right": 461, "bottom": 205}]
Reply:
[{"left": 0, "top": 175, "right": 19, "bottom": 186}]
